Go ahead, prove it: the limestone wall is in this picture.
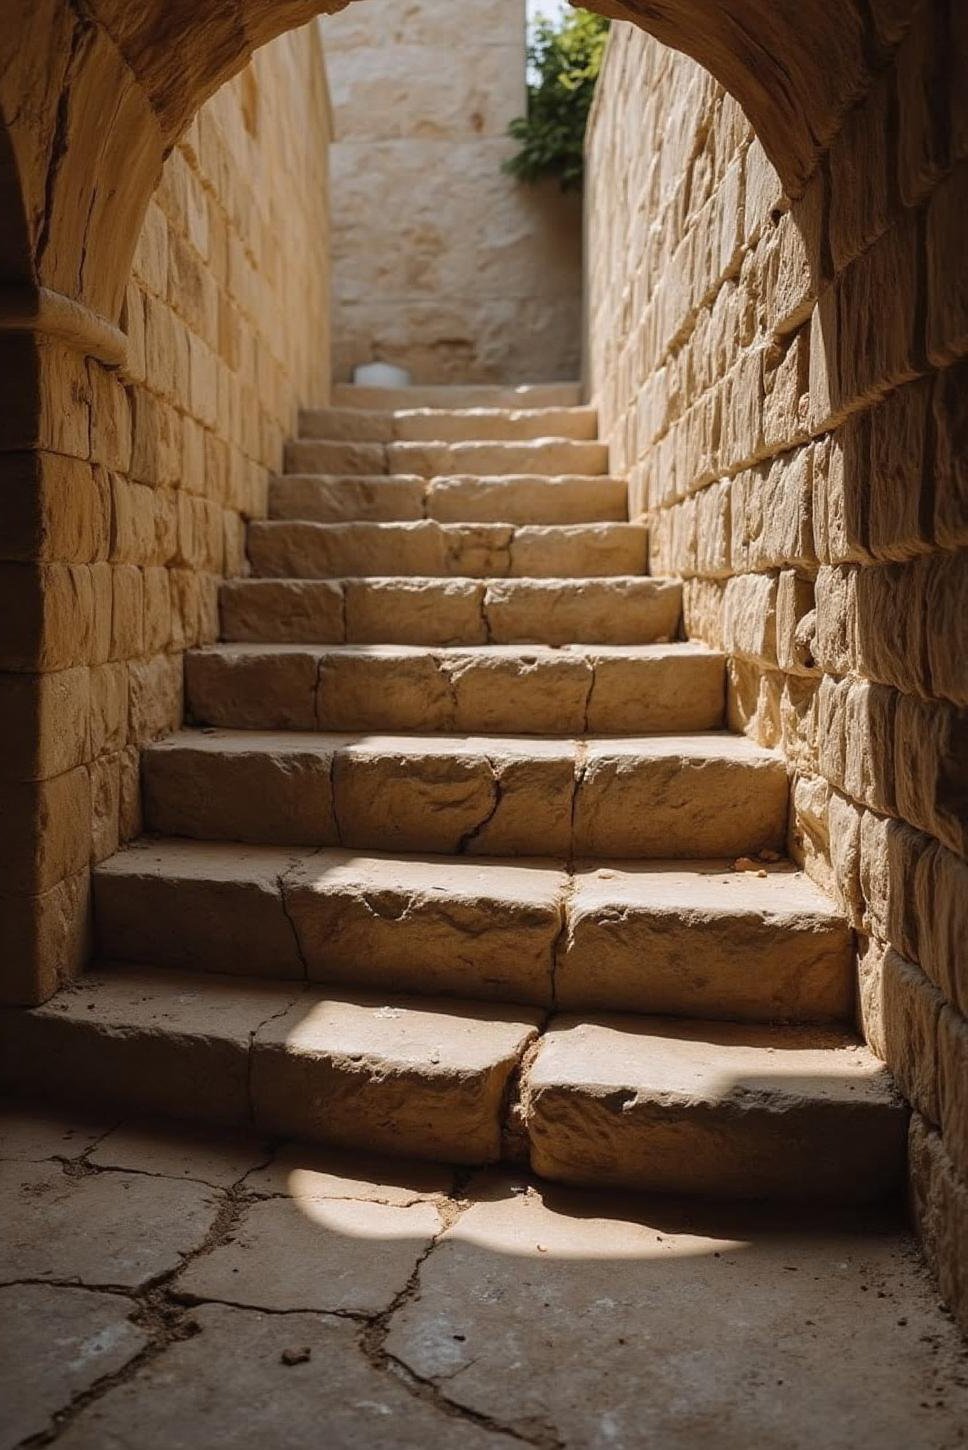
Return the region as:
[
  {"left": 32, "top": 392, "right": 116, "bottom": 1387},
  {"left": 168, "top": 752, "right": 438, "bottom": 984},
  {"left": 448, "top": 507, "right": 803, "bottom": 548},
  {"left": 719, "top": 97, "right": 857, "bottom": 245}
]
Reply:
[
  {"left": 0, "top": 24, "right": 331, "bottom": 1005},
  {"left": 324, "top": 0, "right": 582, "bottom": 384},
  {"left": 585, "top": 14, "right": 968, "bottom": 1326}
]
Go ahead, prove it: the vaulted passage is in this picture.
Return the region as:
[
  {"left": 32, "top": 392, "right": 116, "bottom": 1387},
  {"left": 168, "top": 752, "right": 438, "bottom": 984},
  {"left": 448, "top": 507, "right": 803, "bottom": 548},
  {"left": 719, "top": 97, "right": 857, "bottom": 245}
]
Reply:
[{"left": 1, "top": 0, "right": 967, "bottom": 1434}]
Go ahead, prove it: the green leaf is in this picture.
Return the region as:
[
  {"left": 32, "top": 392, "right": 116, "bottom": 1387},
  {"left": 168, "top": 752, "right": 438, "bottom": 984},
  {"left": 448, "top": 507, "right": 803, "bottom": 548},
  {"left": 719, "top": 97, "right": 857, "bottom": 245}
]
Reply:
[{"left": 501, "top": 8, "right": 609, "bottom": 193}]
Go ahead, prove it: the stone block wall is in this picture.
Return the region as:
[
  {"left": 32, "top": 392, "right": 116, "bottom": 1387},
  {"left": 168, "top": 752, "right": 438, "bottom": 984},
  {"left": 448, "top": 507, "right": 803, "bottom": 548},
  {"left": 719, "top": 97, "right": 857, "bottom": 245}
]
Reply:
[
  {"left": 324, "top": 0, "right": 582, "bottom": 383},
  {"left": 585, "top": 13, "right": 968, "bottom": 1327},
  {"left": 0, "top": 24, "right": 331, "bottom": 1006}
]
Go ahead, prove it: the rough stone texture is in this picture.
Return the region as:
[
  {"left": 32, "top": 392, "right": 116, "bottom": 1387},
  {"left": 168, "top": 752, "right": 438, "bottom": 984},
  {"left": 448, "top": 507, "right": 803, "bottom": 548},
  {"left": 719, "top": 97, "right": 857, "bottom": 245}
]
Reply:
[
  {"left": 221, "top": 574, "right": 684, "bottom": 646},
  {"left": 182, "top": 641, "right": 723, "bottom": 734},
  {"left": 325, "top": 0, "right": 581, "bottom": 384},
  {"left": 386, "top": 1178, "right": 968, "bottom": 1450},
  {"left": 0, "top": 25, "right": 332, "bottom": 1006},
  {"left": 251, "top": 992, "right": 542, "bottom": 1161},
  {"left": 0, "top": 1158, "right": 220, "bottom": 1286},
  {"left": 285, "top": 849, "right": 567, "bottom": 1003},
  {"left": 3, "top": 1107, "right": 966, "bottom": 1450},
  {"left": 94, "top": 840, "right": 311, "bottom": 976},
  {"left": 270, "top": 471, "right": 628, "bottom": 525},
  {"left": 573, "top": 734, "right": 789, "bottom": 858},
  {"left": 0, "top": 1284, "right": 147, "bottom": 1445},
  {"left": 557, "top": 862, "right": 852, "bottom": 1020},
  {"left": 140, "top": 730, "right": 788, "bottom": 860},
  {"left": 525, "top": 1017, "right": 907, "bottom": 1200},
  {"left": 56, "top": 1303, "right": 511, "bottom": 1450},
  {"left": 0, "top": 968, "right": 298, "bottom": 1126},
  {"left": 174, "top": 1197, "right": 442, "bottom": 1313},
  {"left": 586, "top": 15, "right": 968, "bottom": 1324}
]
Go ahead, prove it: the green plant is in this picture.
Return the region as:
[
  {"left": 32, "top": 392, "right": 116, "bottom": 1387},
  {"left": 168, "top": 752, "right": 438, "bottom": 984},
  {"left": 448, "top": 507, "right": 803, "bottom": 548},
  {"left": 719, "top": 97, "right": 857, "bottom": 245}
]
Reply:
[{"left": 503, "top": 8, "right": 610, "bottom": 192}]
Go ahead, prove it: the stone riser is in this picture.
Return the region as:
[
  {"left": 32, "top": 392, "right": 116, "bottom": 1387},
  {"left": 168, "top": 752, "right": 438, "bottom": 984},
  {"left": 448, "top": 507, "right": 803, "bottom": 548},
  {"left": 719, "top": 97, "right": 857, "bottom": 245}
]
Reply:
[
  {"left": 219, "top": 576, "right": 682, "bottom": 647},
  {"left": 297, "top": 405, "right": 599, "bottom": 443},
  {"left": 141, "top": 730, "right": 789, "bottom": 860},
  {"left": 0, "top": 967, "right": 906, "bottom": 1201},
  {"left": 184, "top": 643, "right": 725, "bottom": 735},
  {"left": 331, "top": 382, "right": 582, "bottom": 410},
  {"left": 247, "top": 520, "right": 648, "bottom": 580},
  {"left": 284, "top": 438, "right": 610, "bottom": 477},
  {"left": 269, "top": 474, "right": 629, "bottom": 525},
  {"left": 94, "top": 841, "right": 853, "bottom": 1021}
]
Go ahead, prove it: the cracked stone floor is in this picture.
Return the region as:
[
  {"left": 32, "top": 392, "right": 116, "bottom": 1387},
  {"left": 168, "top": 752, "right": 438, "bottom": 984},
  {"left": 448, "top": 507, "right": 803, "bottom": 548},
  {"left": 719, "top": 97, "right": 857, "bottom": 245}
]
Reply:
[{"left": 2, "top": 1102, "right": 967, "bottom": 1450}]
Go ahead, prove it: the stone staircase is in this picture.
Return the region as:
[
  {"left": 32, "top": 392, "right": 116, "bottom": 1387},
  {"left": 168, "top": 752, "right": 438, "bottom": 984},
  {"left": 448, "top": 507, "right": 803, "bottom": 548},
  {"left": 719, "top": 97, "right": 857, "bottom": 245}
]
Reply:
[{"left": 1, "top": 383, "right": 908, "bottom": 1201}]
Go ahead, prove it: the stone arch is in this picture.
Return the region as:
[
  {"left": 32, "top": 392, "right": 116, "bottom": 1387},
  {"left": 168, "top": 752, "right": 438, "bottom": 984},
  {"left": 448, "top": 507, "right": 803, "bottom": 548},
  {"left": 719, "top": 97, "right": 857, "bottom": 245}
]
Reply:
[{"left": 0, "top": 0, "right": 899, "bottom": 343}]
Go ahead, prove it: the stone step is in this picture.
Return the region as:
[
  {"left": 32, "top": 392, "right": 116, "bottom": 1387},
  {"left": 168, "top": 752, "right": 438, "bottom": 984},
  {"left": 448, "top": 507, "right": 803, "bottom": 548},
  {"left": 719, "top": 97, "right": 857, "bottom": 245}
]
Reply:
[
  {"left": 141, "top": 729, "right": 788, "bottom": 859},
  {"left": 184, "top": 642, "right": 725, "bottom": 734},
  {"left": 284, "top": 438, "right": 610, "bottom": 478},
  {"left": 523, "top": 1017, "right": 907, "bottom": 1202},
  {"left": 0, "top": 966, "right": 541, "bottom": 1164},
  {"left": 269, "top": 473, "right": 628, "bottom": 525},
  {"left": 94, "top": 840, "right": 853, "bottom": 1020},
  {"left": 219, "top": 576, "right": 682, "bottom": 647},
  {"left": 331, "top": 382, "right": 582, "bottom": 410},
  {"left": 298, "top": 406, "right": 599, "bottom": 443},
  {"left": 247, "top": 521, "right": 647, "bottom": 580},
  {"left": 0, "top": 969, "right": 905, "bottom": 1199}
]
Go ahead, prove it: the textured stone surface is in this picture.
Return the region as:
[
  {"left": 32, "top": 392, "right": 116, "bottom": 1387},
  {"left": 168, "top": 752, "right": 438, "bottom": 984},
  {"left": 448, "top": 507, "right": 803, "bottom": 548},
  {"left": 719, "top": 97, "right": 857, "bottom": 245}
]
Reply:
[
  {"left": 0, "top": 969, "right": 298, "bottom": 1125},
  {"left": 95, "top": 840, "right": 310, "bottom": 975},
  {"left": 0, "top": 1158, "right": 219, "bottom": 1286},
  {"left": 175, "top": 1196, "right": 441, "bottom": 1313},
  {"left": 285, "top": 850, "right": 566, "bottom": 1003},
  {"left": 0, "top": 1284, "right": 146, "bottom": 1445},
  {"left": 387, "top": 1180, "right": 968, "bottom": 1450},
  {"left": 247, "top": 518, "right": 645, "bottom": 580},
  {"left": 557, "top": 862, "right": 852, "bottom": 1020},
  {"left": 326, "top": 0, "right": 580, "bottom": 386},
  {"left": 55, "top": 1303, "right": 512, "bottom": 1449},
  {"left": 251, "top": 992, "right": 541, "bottom": 1161},
  {"left": 220, "top": 574, "right": 684, "bottom": 646},
  {"left": 525, "top": 1018, "right": 907, "bottom": 1200},
  {"left": 573, "top": 734, "right": 789, "bottom": 858},
  {"left": 183, "top": 641, "right": 724, "bottom": 734}
]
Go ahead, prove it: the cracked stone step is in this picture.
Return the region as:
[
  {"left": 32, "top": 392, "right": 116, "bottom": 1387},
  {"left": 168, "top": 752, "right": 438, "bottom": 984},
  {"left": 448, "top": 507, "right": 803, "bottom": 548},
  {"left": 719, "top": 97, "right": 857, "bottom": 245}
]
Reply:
[
  {"left": 297, "top": 405, "right": 599, "bottom": 442},
  {"left": 94, "top": 840, "right": 852, "bottom": 1020},
  {"left": 95, "top": 840, "right": 566, "bottom": 1004},
  {"left": 184, "top": 642, "right": 725, "bottom": 734},
  {"left": 142, "top": 730, "right": 787, "bottom": 858},
  {"left": 523, "top": 1017, "right": 908, "bottom": 1201},
  {"left": 270, "top": 474, "right": 427, "bottom": 522},
  {"left": 219, "top": 575, "right": 682, "bottom": 646},
  {"left": 284, "top": 438, "right": 610, "bottom": 478},
  {"left": 331, "top": 381, "right": 582, "bottom": 410},
  {"left": 269, "top": 473, "right": 628, "bottom": 525},
  {"left": 0, "top": 968, "right": 541, "bottom": 1163},
  {"left": 557, "top": 863, "right": 852, "bottom": 1020},
  {"left": 246, "top": 520, "right": 648, "bottom": 579}
]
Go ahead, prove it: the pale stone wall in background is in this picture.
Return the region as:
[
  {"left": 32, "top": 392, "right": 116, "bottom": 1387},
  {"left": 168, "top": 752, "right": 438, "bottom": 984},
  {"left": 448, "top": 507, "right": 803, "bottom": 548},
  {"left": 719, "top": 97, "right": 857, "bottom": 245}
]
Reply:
[
  {"left": 324, "top": 0, "right": 582, "bottom": 383},
  {"left": 585, "top": 18, "right": 968, "bottom": 1327},
  {"left": 0, "top": 25, "right": 332, "bottom": 1004}
]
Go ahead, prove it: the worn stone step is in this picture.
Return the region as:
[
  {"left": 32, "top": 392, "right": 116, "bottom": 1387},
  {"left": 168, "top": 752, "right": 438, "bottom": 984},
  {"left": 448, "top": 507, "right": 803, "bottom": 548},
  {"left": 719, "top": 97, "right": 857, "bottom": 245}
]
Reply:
[
  {"left": 523, "top": 1017, "right": 907, "bottom": 1201},
  {"left": 247, "top": 521, "right": 647, "bottom": 580},
  {"left": 331, "top": 382, "right": 582, "bottom": 410},
  {"left": 94, "top": 840, "right": 852, "bottom": 1019},
  {"left": 185, "top": 642, "right": 725, "bottom": 734},
  {"left": 94, "top": 841, "right": 565, "bottom": 1004},
  {"left": 0, "top": 967, "right": 541, "bottom": 1164},
  {"left": 142, "top": 730, "right": 787, "bottom": 859},
  {"left": 284, "top": 438, "right": 609, "bottom": 478},
  {"left": 298, "top": 406, "right": 599, "bottom": 443},
  {"left": 269, "top": 473, "right": 628, "bottom": 525},
  {"left": 219, "top": 576, "right": 682, "bottom": 647}
]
